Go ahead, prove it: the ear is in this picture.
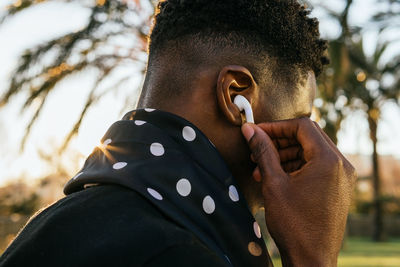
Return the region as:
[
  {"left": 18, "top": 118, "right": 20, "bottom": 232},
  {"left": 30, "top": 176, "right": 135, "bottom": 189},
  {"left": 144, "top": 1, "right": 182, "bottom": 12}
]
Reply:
[{"left": 216, "top": 65, "right": 258, "bottom": 126}]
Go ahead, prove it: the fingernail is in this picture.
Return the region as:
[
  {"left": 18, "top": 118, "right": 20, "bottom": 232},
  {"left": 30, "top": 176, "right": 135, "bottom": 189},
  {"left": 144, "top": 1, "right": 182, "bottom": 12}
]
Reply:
[
  {"left": 253, "top": 167, "right": 262, "bottom": 182},
  {"left": 241, "top": 123, "right": 255, "bottom": 142}
]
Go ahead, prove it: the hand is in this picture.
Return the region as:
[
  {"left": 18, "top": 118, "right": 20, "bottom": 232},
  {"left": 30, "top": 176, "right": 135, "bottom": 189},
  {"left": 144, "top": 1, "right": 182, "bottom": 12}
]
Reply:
[{"left": 241, "top": 118, "right": 356, "bottom": 267}]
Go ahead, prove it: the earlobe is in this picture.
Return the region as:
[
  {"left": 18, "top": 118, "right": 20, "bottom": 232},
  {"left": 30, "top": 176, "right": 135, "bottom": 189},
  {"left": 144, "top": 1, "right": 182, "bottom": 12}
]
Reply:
[{"left": 216, "top": 65, "right": 257, "bottom": 126}]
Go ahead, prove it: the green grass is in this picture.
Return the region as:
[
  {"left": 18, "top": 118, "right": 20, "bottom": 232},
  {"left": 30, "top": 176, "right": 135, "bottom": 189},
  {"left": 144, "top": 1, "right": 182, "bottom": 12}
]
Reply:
[{"left": 272, "top": 237, "right": 400, "bottom": 267}]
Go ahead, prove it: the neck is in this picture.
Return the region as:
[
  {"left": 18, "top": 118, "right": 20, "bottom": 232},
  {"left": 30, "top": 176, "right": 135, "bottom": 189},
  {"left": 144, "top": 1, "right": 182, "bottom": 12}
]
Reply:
[{"left": 137, "top": 87, "right": 262, "bottom": 216}]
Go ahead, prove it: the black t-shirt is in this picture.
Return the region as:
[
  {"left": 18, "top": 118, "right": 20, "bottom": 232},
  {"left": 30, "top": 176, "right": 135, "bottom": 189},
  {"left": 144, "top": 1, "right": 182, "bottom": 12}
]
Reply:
[{"left": 1, "top": 185, "right": 228, "bottom": 267}]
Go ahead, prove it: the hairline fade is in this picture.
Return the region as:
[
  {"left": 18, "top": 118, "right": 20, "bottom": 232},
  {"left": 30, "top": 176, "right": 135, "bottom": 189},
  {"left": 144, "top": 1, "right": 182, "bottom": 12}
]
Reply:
[{"left": 147, "top": 0, "right": 329, "bottom": 81}]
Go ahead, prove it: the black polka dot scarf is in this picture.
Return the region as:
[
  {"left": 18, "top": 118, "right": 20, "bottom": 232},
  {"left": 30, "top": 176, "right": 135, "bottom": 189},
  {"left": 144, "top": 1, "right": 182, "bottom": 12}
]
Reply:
[{"left": 64, "top": 109, "right": 271, "bottom": 267}]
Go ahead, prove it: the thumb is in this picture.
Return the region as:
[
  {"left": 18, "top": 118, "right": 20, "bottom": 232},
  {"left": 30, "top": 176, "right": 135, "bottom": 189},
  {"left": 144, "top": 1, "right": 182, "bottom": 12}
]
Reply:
[{"left": 241, "top": 123, "right": 286, "bottom": 182}]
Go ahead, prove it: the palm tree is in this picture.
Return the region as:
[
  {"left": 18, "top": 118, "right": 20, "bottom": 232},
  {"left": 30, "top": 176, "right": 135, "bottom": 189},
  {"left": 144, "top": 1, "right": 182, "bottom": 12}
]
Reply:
[
  {"left": 316, "top": 0, "right": 400, "bottom": 241},
  {"left": 0, "top": 0, "right": 153, "bottom": 152},
  {"left": 348, "top": 36, "right": 400, "bottom": 241}
]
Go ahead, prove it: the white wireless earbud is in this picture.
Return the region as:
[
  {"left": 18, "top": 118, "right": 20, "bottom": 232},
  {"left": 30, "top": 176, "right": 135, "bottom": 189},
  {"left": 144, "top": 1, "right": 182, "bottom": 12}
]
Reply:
[{"left": 233, "top": 95, "right": 254, "bottom": 124}]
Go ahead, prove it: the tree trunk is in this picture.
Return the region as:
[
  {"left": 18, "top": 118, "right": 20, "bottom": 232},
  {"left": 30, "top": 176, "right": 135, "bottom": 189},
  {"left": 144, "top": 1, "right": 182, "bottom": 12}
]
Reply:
[{"left": 368, "top": 113, "right": 383, "bottom": 242}]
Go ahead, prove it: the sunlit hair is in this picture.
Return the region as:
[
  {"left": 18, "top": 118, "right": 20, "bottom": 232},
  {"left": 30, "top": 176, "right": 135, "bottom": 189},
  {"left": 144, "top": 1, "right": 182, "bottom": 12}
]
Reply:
[{"left": 148, "top": 0, "right": 329, "bottom": 81}]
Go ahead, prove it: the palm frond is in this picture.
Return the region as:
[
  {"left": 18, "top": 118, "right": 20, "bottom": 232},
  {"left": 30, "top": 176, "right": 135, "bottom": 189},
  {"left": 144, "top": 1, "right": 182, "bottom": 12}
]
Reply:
[{"left": 0, "top": 0, "right": 152, "bottom": 152}]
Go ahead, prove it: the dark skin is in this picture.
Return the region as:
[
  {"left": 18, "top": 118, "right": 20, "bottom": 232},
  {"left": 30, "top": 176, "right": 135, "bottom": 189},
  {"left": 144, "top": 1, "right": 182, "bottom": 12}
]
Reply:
[{"left": 138, "top": 57, "right": 356, "bottom": 266}]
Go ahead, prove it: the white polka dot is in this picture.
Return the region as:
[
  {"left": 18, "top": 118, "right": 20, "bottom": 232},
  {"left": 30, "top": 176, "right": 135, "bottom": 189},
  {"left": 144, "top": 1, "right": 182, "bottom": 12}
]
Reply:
[
  {"left": 99, "top": 139, "right": 112, "bottom": 149},
  {"left": 103, "top": 138, "right": 112, "bottom": 146},
  {"left": 113, "top": 162, "right": 127, "bottom": 169},
  {"left": 150, "top": 142, "right": 165, "bottom": 156},
  {"left": 182, "top": 126, "right": 196, "bottom": 141},
  {"left": 147, "top": 188, "right": 163, "bottom": 200},
  {"left": 228, "top": 185, "right": 239, "bottom": 202},
  {"left": 176, "top": 178, "right": 191, "bottom": 197},
  {"left": 72, "top": 172, "right": 84, "bottom": 180},
  {"left": 145, "top": 108, "right": 155, "bottom": 112},
  {"left": 202, "top": 196, "right": 215, "bottom": 214},
  {"left": 248, "top": 242, "right": 262, "bottom": 256},
  {"left": 253, "top": 221, "right": 262, "bottom": 239},
  {"left": 134, "top": 120, "right": 146, "bottom": 126}
]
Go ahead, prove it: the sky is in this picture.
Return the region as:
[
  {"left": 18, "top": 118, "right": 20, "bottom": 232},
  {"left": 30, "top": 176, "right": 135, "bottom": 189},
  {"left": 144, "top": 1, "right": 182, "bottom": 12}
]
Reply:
[{"left": 0, "top": 0, "right": 399, "bottom": 186}]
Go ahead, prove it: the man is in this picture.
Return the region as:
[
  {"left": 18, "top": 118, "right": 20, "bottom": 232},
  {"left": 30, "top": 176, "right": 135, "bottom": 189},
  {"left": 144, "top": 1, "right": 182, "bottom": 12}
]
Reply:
[{"left": 0, "top": 0, "right": 356, "bottom": 266}]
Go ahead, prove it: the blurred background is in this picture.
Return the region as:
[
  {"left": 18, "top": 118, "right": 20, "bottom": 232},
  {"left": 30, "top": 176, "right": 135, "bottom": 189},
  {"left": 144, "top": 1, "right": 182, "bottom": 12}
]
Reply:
[{"left": 0, "top": 0, "right": 399, "bottom": 265}]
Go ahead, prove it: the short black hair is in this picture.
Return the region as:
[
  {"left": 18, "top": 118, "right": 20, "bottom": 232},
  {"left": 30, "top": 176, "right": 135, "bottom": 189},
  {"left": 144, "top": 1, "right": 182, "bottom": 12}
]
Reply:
[{"left": 148, "top": 0, "right": 329, "bottom": 87}]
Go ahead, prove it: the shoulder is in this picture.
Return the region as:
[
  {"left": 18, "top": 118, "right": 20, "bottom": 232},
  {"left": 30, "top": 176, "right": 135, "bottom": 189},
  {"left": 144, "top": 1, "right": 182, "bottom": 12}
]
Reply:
[
  {"left": 144, "top": 240, "right": 229, "bottom": 267},
  {"left": 1, "top": 185, "right": 224, "bottom": 266}
]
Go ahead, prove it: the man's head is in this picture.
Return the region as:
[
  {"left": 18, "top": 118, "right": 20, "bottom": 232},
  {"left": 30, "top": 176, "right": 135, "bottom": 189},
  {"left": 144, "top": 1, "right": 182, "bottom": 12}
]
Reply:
[{"left": 137, "top": 0, "right": 329, "bottom": 213}]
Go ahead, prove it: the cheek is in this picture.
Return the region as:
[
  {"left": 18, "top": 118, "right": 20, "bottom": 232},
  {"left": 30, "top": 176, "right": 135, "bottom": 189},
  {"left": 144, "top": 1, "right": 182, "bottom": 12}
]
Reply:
[
  {"left": 255, "top": 93, "right": 295, "bottom": 122},
  {"left": 253, "top": 93, "right": 275, "bottom": 123},
  {"left": 308, "top": 73, "right": 317, "bottom": 108},
  {"left": 304, "top": 90, "right": 315, "bottom": 110},
  {"left": 294, "top": 94, "right": 313, "bottom": 115},
  {"left": 308, "top": 85, "right": 316, "bottom": 109},
  {"left": 294, "top": 82, "right": 315, "bottom": 116},
  {"left": 256, "top": 105, "right": 271, "bottom": 123}
]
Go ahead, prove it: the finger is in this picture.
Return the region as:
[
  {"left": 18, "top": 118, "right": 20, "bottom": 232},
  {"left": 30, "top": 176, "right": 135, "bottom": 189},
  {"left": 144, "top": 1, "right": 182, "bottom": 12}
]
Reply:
[
  {"left": 278, "top": 145, "right": 303, "bottom": 163},
  {"left": 257, "top": 117, "right": 330, "bottom": 161},
  {"left": 242, "top": 123, "right": 287, "bottom": 181},
  {"left": 312, "top": 122, "right": 341, "bottom": 155},
  {"left": 313, "top": 122, "right": 355, "bottom": 173},
  {"left": 251, "top": 147, "right": 304, "bottom": 164},
  {"left": 275, "top": 138, "right": 299, "bottom": 149},
  {"left": 272, "top": 139, "right": 279, "bottom": 150},
  {"left": 282, "top": 160, "right": 304, "bottom": 173}
]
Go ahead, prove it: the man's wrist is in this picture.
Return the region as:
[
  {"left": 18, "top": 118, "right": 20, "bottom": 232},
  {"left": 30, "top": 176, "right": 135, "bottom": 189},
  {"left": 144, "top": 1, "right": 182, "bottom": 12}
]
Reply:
[
  {"left": 278, "top": 246, "right": 338, "bottom": 267},
  {"left": 280, "top": 256, "right": 337, "bottom": 267}
]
